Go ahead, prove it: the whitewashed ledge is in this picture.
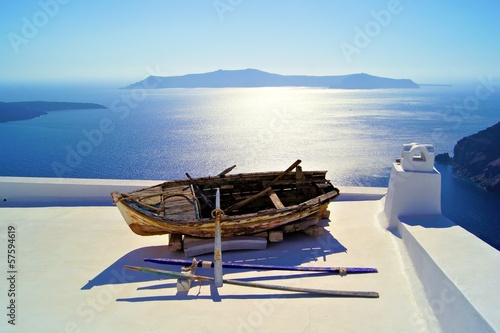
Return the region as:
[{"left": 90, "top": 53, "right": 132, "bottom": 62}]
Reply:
[
  {"left": 0, "top": 143, "right": 499, "bottom": 333},
  {"left": 382, "top": 143, "right": 500, "bottom": 332},
  {"left": 0, "top": 177, "right": 388, "bottom": 207},
  {"left": 0, "top": 176, "right": 163, "bottom": 207}
]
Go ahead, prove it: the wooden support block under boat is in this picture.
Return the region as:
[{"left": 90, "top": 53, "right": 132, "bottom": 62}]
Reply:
[
  {"left": 268, "top": 230, "right": 284, "bottom": 243},
  {"left": 168, "top": 233, "right": 183, "bottom": 252},
  {"left": 254, "top": 231, "right": 268, "bottom": 239},
  {"left": 183, "top": 235, "right": 267, "bottom": 257},
  {"left": 281, "top": 217, "right": 319, "bottom": 233},
  {"left": 302, "top": 225, "right": 326, "bottom": 237}
]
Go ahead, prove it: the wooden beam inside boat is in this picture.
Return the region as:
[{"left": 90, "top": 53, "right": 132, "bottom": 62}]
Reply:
[
  {"left": 268, "top": 191, "right": 285, "bottom": 210},
  {"left": 224, "top": 160, "right": 301, "bottom": 213}
]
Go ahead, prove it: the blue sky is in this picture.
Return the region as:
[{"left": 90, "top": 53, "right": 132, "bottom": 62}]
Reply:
[{"left": 1, "top": 0, "right": 499, "bottom": 85}]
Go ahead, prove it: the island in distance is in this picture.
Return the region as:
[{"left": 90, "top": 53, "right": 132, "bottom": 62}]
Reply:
[
  {"left": 0, "top": 101, "right": 108, "bottom": 123},
  {"left": 125, "top": 68, "right": 420, "bottom": 89}
]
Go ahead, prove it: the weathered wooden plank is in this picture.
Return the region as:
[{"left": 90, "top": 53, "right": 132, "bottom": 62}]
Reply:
[
  {"left": 163, "top": 191, "right": 198, "bottom": 219},
  {"left": 225, "top": 160, "right": 302, "bottom": 213},
  {"left": 268, "top": 191, "right": 285, "bottom": 210},
  {"left": 225, "top": 187, "right": 273, "bottom": 213},
  {"left": 125, "top": 171, "right": 328, "bottom": 195},
  {"left": 296, "top": 165, "right": 305, "bottom": 181}
]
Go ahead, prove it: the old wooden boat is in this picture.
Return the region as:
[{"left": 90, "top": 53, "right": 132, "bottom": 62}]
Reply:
[{"left": 111, "top": 160, "right": 340, "bottom": 238}]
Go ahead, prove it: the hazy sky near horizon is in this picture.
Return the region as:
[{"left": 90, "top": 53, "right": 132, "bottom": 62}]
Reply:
[{"left": 1, "top": 0, "right": 499, "bottom": 85}]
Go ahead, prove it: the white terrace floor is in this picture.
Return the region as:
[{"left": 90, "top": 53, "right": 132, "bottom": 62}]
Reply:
[{"left": 0, "top": 181, "right": 498, "bottom": 333}]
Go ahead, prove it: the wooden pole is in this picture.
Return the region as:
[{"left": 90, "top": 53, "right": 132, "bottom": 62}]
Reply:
[
  {"left": 125, "top": 265, "right": 379, "bottom": 298},
  {"left": 214, "top": 188, "right": 223, "bottom": 287},
  {"left": 143, "top": 258, "right": 378, "bottom": 274}
]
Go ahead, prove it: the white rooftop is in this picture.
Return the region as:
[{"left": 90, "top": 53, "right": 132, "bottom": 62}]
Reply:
[{"left": 0, "top": 144, "right": 499, "bottom": 332}]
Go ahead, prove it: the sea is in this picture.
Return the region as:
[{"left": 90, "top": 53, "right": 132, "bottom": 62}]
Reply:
[{"left": 0, "top": 84, "right": 499, "bottom": 250}]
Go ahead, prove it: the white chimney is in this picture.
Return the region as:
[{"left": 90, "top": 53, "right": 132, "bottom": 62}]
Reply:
[{"left": 384, "top": 143, "right": 442, "bottom": 229}]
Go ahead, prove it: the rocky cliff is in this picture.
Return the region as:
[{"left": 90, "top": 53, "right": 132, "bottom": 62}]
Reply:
[{"left": 452, "top": 122, "right": 500, "bottom": 193}]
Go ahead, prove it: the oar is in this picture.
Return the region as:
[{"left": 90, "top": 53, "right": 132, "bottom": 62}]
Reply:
[
  {"left": 225, "top": 159, "right": 302, "bottom": 213},
  {"left": 217, "top": 165, "right": 236, "bottom": 177},
  {"left": 213, "top": 188, "right": 223, "bottom": 287},
  {"left": 125, "top": 265, "right": 379, "bottom": 298},
  {"left": 144, "top": 258, "right": 378, "bottom": 275}
]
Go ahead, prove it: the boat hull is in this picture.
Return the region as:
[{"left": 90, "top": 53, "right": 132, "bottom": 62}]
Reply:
[
  {"left": 114, "top": 192, "right": 335, "bottom": 238},
  {"left": 111, "top": 169, "right": 340, "bottom": 238}
]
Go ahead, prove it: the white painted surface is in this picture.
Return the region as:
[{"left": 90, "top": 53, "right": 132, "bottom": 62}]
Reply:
[
  {"left": 0, "top": 177, "right": 498, "bottom": 333},
  {"left": 382, "top": 143, "right": 500, "bottom": 332},
  {"left": 0, "top": 182, "right": 441, "bottom": 333},
  {"left": 401, "top": 142, "right": 436, "bottom": 172},
  {"left": 398, "top": 215, "right": 500, "bottom": 333},
  {"left": 0, "top": 176, "right": 162, "bottom": 207},
  {"left": 384, "top": 143, "right": 441, "bottom": 229}
]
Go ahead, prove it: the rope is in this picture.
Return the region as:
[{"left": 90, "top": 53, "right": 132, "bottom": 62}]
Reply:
[
  {"left": 181, "top": 258, "right": 199, "bottom": 272},
  {"left": 211, "top": 208, "right": 225, "bottom": 219}
]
